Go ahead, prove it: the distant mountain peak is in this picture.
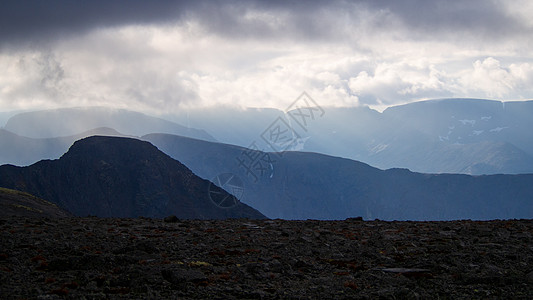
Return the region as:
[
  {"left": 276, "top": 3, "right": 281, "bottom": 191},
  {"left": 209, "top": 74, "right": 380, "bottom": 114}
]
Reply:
[
  {"left": 0, "top": 136, "right": 265, "bottom": 219},
  {"left": 4, "top": 107, "right": 216, "bottom": 141}
]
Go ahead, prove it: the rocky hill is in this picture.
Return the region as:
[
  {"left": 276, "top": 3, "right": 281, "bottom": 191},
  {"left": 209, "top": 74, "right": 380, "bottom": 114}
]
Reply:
[
  {"left": 0, "top": 187, "right": 72, "bottom": 218},
  {"left": 0, "top": 136, "right": 265, "bottom": 219}
]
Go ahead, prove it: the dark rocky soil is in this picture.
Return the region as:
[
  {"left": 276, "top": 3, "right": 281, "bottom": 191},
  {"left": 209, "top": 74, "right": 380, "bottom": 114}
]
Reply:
[{"left": 1, "top": 217, "right": 532, "bottom": 299}]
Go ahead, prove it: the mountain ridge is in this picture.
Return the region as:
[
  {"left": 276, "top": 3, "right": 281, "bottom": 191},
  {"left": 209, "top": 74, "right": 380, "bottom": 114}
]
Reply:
[
  {"left": 143, "top": 133, "right": 533, "bottom": 220},
  {"left": 0, "top": 136, "right": 265, "bottom": 219},
  {"left": 164, "top": 98, "right": 533, "bottom": 175},
  {"left": 4, "top": 106, "right": 215, "bottom": 141},
  {"left": 2, "top": 98, "right": 533, "bottom": 174}
]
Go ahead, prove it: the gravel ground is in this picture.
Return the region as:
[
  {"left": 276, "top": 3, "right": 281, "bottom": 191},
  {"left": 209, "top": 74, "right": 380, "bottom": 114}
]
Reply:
[{"left": 1, "top": 217, "right": 532, "bottom": 299}]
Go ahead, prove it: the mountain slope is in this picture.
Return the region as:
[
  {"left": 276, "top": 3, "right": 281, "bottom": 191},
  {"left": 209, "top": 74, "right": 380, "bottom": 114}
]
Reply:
[
  {"left": 0, "top": 136, "right": 265, "bottom": 219},
  {"left": 143, "top": 133, "right": 533, "bottom": 220},
  {"left": 4, "top": 107, "right": 215, "bottom": 141},
  {"left": 0, "top": 187, "right": 72, "bottom": 218},
  {"left": 366, "top": 139, "right": 533, "bottom": 175},
  {"left": 376, "top": 98, "right": 533, "bottom": 173}
]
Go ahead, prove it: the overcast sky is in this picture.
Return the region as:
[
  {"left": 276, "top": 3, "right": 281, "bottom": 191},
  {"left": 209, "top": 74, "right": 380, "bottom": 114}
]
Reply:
[{"left": 1, "top": 0, "right": 532, "bottom": 114}]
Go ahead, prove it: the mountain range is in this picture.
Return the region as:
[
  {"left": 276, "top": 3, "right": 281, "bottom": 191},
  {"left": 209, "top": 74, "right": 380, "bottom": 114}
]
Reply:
[
  {"left": 0, "top": 136, "right": 265, "bottom": 219},
  {"left": 0, "top": 132, "right": 531, "bottom": 220},
  {"left": 166, "top": 99, "right": 533, "bottom": 175},
  {"left": 3, "top": 106, "right": 215, "bottom": 141},
  {"left": 3, "top": 99, "right": 533, "bottom": 174},
  {"left": 0, "top": 98, "right": 532, "bottom": 220},
  {"left": 143, "top": 133, "right": 533, "bottom": 220}
]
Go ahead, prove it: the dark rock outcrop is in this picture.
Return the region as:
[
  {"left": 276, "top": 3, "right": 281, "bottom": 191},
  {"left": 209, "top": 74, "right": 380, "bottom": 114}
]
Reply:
[{"left": 0, "top": 136, "right": 265, "bottom": 219}]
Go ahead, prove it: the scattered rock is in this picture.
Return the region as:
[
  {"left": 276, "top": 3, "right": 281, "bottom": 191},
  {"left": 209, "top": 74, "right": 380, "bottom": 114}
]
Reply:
[
  {"left": 0, "top": 217, "right": 532, "bottom": 298},
  {"left": 381, "top": 268, "right": 431, "bottom": 274},
  {"left": 163, "top": 215, "right": 179, "bottom": 223},
  {"left": 527, "top": 271, "right": 533, "bottom": 284},
  {"left": 162, "top": 268, "right": 207, "bottom": 285}
]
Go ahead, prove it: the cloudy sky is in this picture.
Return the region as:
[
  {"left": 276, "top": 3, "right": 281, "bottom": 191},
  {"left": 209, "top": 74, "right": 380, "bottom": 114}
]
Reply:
[{"left": 1, "top": 0, "right": 532, "bottom": 114}]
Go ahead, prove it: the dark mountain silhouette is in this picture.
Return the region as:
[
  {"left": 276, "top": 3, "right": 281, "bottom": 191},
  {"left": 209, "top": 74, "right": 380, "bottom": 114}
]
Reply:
[
  {"left": 0, "top": 187, "right": 72, "bottom": 218},
  {"left": 4, "top": 106, "right": 215, "bottom": 141},
  {"left": 0, "top": 127, "right": 127, "bottom": 166},
  {"left": 0, "top": 136, "right": 265, "bottom": 219},
  {"left": 143, "top": 133, "right": 533, "bottom": 220}
]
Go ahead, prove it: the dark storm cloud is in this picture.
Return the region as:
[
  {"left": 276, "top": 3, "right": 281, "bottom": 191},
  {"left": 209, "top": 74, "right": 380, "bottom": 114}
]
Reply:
[
  {"left": 1, "top": 0, "right": 529, "bottom": 48},
  {"left": 1, "top": 0, "right": 532, "bottom": 111},
  {"left": 185, "top": 0, "right": 531, "bottom": 44},
  {"left": 363, "top": 0, "right": 528, "bottom": 39},
  {"left": 0, "top": 0, "right": 193, "bottom": 47},
  {"left": 0, "top": 0, "right": 341, "bottom": 47}
]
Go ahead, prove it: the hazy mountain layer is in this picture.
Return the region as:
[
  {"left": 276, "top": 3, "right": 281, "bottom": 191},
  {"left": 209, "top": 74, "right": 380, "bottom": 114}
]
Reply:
[
  {"left": 4, "top": 107, "right": 215, "bottom": 141},
  {"left": 1, "top": 98, "right": 532, "bottom": 175},
  {"left": 375, "top": 98, "right": 533, "bottom": 174},
  {"left": 0, "top": 127, "right": 126, "bottom": 166},
  {"left": 166, "top": 99, "right": 533, "bottom": 175},
  {"left": 0, "top": 136, "right": 265, "bottom": 219},
  {"left": 144, "top": 133, "right": 533, "bottom": 220}
]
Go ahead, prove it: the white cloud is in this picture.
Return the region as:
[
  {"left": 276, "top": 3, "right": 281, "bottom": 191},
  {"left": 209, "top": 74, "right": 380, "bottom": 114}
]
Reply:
[
  {"left": 457, "top": 57, "right": 533, "bottom": 99},
  {"left": 1, "top": 1, "right": 533, "bottom": 114}
]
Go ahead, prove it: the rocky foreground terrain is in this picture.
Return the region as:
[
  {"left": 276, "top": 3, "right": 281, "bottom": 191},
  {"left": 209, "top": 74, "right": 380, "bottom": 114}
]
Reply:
[{"left": 1, "top": 217, "right": 532, "bottom": 299}]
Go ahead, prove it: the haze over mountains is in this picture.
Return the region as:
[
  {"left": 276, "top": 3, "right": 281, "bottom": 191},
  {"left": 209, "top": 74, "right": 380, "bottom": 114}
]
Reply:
[
  {"left": 4, "top": 107, "right": 215, "bottom": 141},
  {"left": 3, "top": 98, "right": 533, "bottom": 174},
  {"left": 144, "top": 133, "right": 533, "bottom": 220},
  {"left": 0, "top": 127, "right": 125, "bottom": 166},
  {"left": 167, "top": 98, "right": 533, "bottom": 175},
  {"left": 0, "top": 98, "right": 532, "bottom": 220}
]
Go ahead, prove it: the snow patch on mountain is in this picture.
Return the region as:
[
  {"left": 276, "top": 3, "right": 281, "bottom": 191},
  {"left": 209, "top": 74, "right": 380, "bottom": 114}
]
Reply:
[
  {"left": 459, "top": 119, "right": 476, "bottom": 126},
  {"left": 370, "top": 143, "right": 389, "bottom": 154},
  {"left": 490, "top": 127, "right": 508, "bottom": 133}
]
